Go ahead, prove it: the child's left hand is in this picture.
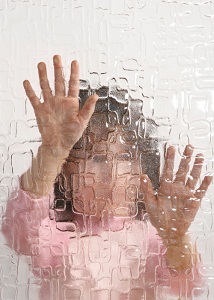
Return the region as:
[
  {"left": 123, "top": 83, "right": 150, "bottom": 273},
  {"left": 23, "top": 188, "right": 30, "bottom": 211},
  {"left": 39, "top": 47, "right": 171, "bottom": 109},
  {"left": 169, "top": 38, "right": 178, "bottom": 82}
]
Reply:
[{"left": 141, "top": 144, "right": 213, "bottom": 245}]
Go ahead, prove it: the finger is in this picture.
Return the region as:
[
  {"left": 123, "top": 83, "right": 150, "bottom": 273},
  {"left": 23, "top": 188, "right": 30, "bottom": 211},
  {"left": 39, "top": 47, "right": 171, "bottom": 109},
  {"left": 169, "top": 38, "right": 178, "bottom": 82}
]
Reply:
[
  {"left": 37, "top": 62, "right": 52, "bottom": 102},
  {"left": 78, "top": 94, "right": 99, "bottom": 124},
  {"left": 195, "top": 174, "right": 213, "bottom": 200},
  {"left": 160, "top": 146, "right": 176, "bottom": 184},
  {"left": 174, "top": 144, "right": 194, "bottom": 184},
  {"left": 140, "top": 174, "right": 157, "bottom": 210},
  {"left": 53, "top": 55, "right": 66, "bottom": 97},
  {"left": 68, "top": 60, "right": 79, "bottom": 98},
  {"left": 186, "top": 153, "right": 204, "bottom": 191},
  {"left": 23, "top": 80, "right": 40, "bottom": 109}
]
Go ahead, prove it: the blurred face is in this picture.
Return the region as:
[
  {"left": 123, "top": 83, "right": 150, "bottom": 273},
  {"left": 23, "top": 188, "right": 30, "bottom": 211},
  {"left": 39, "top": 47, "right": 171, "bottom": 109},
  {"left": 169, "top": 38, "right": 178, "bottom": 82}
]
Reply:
[
  {"left": 55, "top": 97, "right": 160, "bottom": 222},
  {"left": 71, "top": 128, "right": 141, "bottom": 219}
]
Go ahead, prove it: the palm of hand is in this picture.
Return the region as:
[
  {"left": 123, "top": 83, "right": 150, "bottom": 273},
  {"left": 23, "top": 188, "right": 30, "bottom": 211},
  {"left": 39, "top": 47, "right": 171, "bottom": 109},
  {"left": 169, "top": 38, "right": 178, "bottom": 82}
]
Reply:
[
  {"left": 24, "top": 55, "right": 98, "bottom": 149},
  {"left": 141, "top": 145, "right": 212, "bottom": 243},
  {"left": 151, "top": 182, "right": 199, "bottom": 240},
  {"left": 34, "top": 96, "right": 85, "bottom": 148}
]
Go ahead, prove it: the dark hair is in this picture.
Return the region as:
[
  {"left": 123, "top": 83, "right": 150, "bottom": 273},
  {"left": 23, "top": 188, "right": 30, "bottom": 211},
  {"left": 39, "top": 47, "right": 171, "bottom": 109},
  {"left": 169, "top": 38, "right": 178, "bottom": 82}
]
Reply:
[{"left": 53, "top": 83, "right": 162, "bottom": 223}]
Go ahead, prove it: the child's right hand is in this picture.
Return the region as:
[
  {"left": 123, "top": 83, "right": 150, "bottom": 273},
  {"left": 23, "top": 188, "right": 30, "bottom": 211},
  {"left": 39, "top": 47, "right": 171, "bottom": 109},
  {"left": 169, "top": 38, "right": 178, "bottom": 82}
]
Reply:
[{"left": 23, "top": 55, "right": 99, "bottom": 149}]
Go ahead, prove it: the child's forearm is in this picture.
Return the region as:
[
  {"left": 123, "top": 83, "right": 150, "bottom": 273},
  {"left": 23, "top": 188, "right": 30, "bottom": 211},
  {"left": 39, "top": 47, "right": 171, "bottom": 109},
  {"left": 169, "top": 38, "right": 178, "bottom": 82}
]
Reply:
[
  {"left": 163, "top": 235, "right": 198, "bottom": 273},
  {"left": 20, "top": 144, "right": 70, "bottom": 198}
]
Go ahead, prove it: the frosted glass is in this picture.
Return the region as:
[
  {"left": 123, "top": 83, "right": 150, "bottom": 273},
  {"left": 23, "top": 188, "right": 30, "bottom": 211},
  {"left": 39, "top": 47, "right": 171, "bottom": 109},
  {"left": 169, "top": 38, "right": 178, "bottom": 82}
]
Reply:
[{"left": 0, "top": 1, "right": 213, "bottom": 299}]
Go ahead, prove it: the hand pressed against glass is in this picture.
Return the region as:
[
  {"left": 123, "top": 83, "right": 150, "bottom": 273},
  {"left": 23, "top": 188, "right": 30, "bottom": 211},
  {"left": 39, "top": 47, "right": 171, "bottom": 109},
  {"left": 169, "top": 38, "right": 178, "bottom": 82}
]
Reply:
[
  {"left": 23, "top": 55, "right": 99, "bottom": 149},
  {"left": 141, "top": 145, "right": 213, "bottom": 243}
]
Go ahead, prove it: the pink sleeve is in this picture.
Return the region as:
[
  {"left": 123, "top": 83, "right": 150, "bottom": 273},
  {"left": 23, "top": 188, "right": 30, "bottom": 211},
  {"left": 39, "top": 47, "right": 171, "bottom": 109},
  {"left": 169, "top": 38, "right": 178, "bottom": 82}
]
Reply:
[
  {"left": 2, "top": 188, "right": 49, "bottom": 255},
  {"left": 145, "top": 222, "right": 206, "bottom": 299},
  {"left": 2, "top": 188, "right": 70, "bottom": 277}
]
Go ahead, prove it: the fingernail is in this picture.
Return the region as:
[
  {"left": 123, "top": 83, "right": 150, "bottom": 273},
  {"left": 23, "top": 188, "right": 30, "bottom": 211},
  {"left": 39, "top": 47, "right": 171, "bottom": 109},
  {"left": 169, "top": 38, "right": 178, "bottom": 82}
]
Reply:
[
  {"left": 38, "top": 63, "right": 43, "bottom": 70},
  {"left": 72, "top": 60, "right": 78, "bottom": 68},
  {"left": 53, "top": 56, "right": 59, "bottom": 64},
  {"left": 168, "top": 146, "right": 175, "bottom": 155}
]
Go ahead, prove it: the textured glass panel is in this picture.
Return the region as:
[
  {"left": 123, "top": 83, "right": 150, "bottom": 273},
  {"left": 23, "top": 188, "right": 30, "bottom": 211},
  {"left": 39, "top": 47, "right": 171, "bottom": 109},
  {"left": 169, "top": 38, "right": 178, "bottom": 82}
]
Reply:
[{"left": 0, "top": 1, "right": 214, "bottom": 300}]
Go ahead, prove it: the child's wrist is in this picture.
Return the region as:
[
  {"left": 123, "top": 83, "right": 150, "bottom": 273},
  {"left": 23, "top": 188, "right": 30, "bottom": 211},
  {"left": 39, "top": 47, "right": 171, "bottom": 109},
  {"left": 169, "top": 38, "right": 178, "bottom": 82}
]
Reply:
[
  {"left": 162, "top": 234, "right": 190, "bottom": 247},
  {"left": 162, "top": 234, "right": 198, "bottom": 272},
  {"left": 40, "top": 143, "right": 71, "bottom": 159}
]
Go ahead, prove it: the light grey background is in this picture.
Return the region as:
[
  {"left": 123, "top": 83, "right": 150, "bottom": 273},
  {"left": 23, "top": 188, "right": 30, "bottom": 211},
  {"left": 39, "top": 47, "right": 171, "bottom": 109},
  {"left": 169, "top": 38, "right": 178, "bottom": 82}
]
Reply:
[{"left": 0, "top": 0, "right": 214, "bottom": 299}]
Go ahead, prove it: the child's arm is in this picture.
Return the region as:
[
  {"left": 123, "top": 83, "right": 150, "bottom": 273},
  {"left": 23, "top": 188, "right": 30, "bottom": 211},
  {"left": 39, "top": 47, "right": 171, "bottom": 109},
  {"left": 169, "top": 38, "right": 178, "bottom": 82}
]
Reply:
[
  {"left": 20, "top": 144, "right": 70, "bottom": 198},
  {"left": 20, "top": 55, "right": 98, "bottom": 198}
]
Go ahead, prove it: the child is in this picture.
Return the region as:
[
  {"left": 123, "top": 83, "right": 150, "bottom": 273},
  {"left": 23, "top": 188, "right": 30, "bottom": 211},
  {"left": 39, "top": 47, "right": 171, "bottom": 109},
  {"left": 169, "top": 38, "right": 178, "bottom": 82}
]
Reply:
[{"left": 2, "top": 55, "right": 212, "bottom": 300}]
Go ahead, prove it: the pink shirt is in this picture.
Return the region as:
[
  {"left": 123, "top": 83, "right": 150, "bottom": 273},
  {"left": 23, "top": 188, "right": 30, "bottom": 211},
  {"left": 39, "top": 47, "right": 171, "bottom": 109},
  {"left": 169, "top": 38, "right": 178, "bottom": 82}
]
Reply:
[{"left": 2, "top": 188, "right": 205, "bottom": 300}]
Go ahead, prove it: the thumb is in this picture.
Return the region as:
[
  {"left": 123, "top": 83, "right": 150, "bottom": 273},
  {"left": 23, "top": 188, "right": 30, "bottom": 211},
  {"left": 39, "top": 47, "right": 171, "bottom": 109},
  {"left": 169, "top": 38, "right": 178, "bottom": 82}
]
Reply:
[
  {"left": 78, "top": 94, "right": 99, "bottom": 122},
  {"left": 140, "top": 174, "right": 156, "bottom": 205}
]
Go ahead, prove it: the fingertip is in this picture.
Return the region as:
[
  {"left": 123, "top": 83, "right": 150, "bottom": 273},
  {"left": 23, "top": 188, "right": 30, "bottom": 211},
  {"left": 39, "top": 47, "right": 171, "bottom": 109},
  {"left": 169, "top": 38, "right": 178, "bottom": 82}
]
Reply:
[
  {"left": 140, "top": 174, "right": 148, "bottom": 184},
  {"left": 53, "top": 55, "right": 61, "bottom": 64},
  {"left": 71, "top": 60, "right": 79, "bottom": 69},
  {"left": 141, "top": 174, "right": 148, "bottom": 178},
  {"left": 70, "top": 60, "right": 79, "bottom": 86},
  {"left": 187, "top": 144, "right": 194, "bottom": 151},
  {"left": 205, "top": 173, "right": 213, "bottom": 181},
  {"left": 195, "top": 153, "right": 205, "bottom": 162},
  {"left": 167, "top": 145, "right": 176, "bottom": 155},
  {"left": 87, "top": 94, "right": 99, "bottom": 104},
  {"left": 38, "top": 62, "right": 45, "bottom": 70},
  {"left": 23, "top": 80, "right": 29, "bottom": 86},
  {"left": 93, "top": 93, "right": 99, "bottom": 101},
  {"left": 182, "top": 144, "right": 194, "bottom": 158},
  {"left": 196, "top": 153, "right": 204, "bottom": 157}
]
